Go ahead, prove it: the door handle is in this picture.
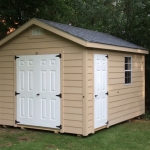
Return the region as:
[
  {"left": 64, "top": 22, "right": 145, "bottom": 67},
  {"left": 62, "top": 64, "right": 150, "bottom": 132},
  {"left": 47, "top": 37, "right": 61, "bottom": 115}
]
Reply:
[
  {"left": 37, "top": 93, "right": 40, "bottom": 96},
  {"left": 95, "top": 95, "right": 98, "bottom": 97}
]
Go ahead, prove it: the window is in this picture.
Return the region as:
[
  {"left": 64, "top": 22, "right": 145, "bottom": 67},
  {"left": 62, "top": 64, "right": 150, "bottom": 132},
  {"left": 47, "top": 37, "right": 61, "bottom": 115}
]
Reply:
[
  {"left": 32, "top": 27, "right": 43, "bottom": 36},
  {"left": 29, "top": 27, "right": 45, "bottom": 39},
  {"left": 125, "top": 57, "right": 132, "bottom": 84}
]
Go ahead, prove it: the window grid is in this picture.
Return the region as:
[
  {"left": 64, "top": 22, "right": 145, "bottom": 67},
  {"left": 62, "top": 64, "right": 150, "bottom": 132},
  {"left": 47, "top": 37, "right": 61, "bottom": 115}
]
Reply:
[{"left": 125, "top": 57, "right": 132, "bottom": 85}]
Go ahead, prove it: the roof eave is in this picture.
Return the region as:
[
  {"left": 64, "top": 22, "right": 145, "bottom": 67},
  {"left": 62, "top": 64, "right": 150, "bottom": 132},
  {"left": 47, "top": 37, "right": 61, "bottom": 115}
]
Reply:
[{"left": 86, "top": 42, "right": 149, "bottom": 54}]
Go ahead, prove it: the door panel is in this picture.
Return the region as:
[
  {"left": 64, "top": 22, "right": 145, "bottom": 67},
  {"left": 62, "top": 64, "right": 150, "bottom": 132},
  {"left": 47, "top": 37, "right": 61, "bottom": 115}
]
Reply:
[
  {"left": 50, "top": 99, "right": 56, "bottom": 120},
  {"left": 36, "top": 55, "right": 60, "bottom": 128},
  {"left": 94, "top": 54, "right": 108, "bottom": 129},
  {"left": 28, "top": 98, "right": 34, "bottom": 118},
  {"left": 16, "top": 56, "right": 37, "bottom": 126},
  {"left": 16, "top": 54, "right": 60, "bottom": 129}
]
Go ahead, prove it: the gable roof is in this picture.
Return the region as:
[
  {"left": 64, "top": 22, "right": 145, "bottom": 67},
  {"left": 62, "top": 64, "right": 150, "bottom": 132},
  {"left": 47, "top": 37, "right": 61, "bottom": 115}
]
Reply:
[
  {"left": 37, "top": 18, "right": 145, "bottom": 50},
  {"left": 0, "top": 18, "right": 148, "bottom": 54}
]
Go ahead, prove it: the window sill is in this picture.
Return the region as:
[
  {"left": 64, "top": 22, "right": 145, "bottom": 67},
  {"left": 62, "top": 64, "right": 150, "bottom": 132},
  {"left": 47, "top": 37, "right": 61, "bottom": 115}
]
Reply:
[{"left": 124, "top": 83, "right": 132, "bottom": 86}]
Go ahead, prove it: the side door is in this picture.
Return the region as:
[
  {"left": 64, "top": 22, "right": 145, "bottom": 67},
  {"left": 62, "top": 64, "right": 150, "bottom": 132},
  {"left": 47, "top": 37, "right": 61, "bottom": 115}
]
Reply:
[{"left": 94, "top": 54, "right": 108, "bottom": 129}]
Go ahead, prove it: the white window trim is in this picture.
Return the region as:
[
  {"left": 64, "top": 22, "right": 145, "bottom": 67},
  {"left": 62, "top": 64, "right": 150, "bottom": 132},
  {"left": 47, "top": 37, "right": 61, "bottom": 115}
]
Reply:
[{"left": 125, "top": 56, "right": 132, "bottom": 85}]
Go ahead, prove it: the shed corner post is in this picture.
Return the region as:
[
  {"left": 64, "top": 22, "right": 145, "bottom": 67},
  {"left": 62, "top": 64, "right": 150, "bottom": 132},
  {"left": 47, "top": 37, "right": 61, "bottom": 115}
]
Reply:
[
  {"left": 143, "top": 55, "right": 145, "bottom": 114},
  {"left": 82, "top": 49, "right": 89, "bottom": 136}
]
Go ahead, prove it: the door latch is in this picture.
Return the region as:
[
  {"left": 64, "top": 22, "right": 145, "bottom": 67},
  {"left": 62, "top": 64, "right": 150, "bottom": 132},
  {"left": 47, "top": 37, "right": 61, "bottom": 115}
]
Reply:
[
  {"left": 95, "top": 95, "right": 98, "bottom": 97},
  {"left": 37, "top": 93, "right": 40, "bottom": 96}
]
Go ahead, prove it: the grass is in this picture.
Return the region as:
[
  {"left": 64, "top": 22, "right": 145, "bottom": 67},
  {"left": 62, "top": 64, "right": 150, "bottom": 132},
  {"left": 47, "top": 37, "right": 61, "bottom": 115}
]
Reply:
[{"left": 0, "top": 121, "right": 150, "bottom": 150}]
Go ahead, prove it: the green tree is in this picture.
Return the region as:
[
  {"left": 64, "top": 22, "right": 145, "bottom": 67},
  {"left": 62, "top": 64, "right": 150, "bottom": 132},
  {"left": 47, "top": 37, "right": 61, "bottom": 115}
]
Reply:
[{"left": 0, "top": 0, "right": 73, "bottom": 39}]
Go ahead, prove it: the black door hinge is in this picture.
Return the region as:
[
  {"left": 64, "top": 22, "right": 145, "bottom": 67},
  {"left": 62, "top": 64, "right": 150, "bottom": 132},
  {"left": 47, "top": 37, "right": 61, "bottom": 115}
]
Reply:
[
  {"left": 56, "top": 125, "right": 62, "bottom": 129},
  {"left": 106, "top": 92, "right": 108, "bottom": 95},
  {"left": 15, "top": 56, "right": 20, "bottom": 60},
  {"left": 105, "top": 55, "right": 108, "bottom": 58},
  {"left": 56, "top": 93, "right": 62, "bottom": 98},
  {"left": 106, "top": 121, "right": 109, "bottom": 125},
  {"left": 56, "top": 54, "right": 61, "bottom": 58},
  {"left": 15, "top": 92, "right": 20, "bottom": 96},
  {"left": 15, "top": 120, "right": 20, "bottom": 124}
]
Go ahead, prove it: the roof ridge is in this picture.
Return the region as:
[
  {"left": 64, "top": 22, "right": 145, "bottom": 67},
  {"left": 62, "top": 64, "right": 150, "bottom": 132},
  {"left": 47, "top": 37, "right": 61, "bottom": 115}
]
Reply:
[{"left": 37, "top": 18, "right": 112, "bottom": 35}]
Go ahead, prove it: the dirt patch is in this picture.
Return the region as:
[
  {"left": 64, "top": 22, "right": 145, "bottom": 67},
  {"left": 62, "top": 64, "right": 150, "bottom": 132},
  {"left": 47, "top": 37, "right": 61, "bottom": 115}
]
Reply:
[
  {"left": 0, "top": 127, "right": 24, "bottom": 134},
  {"left": 18, "top": 137, "right": 31, "bottom": 142},
  {"left": 45, "top": 145, "right": 56, "bottom": 149},
  {"left": 133, "top": 119, "right": 150, "bottom": 123},
  {"left": 0, "top": 128, "right": 6, "bottom": 133},
  {"left": 0, "top": 142, "right": 12, "bottom": 147}
]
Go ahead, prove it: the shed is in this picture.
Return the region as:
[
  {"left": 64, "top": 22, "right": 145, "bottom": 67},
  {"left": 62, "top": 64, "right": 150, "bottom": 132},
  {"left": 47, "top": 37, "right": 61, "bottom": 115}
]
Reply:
[{"left": 0, "top": 18, "right": 148, "bottom": 136}]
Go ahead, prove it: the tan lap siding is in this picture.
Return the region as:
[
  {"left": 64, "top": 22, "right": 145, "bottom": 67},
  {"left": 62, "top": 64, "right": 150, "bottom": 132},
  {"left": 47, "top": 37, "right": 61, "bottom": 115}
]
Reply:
[
  {"left": 0, "top": 54, "right": 14, "bottom": 126},
  {"left": 109, "top": 54, "right": 145, "bottom": 126},
  {"left": 2, "top": 31, "right": 79, "bottom": 51},
  {"left": 0, "top": 27, "right": 84, "bottom": 131},
  {"left": 63, "top": 48, "right": 83, "bottom": 134},
  {"left": 91, "top": 49, "right": 144, "bottom": 129},
  {"left": 87, "top": 51, "right": 94, "bottom": 134}
]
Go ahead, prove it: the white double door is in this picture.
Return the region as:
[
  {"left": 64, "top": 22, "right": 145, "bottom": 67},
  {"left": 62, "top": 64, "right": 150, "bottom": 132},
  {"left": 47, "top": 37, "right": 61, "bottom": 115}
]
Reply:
[
  {"left": 94, "top": 54, "right": 108, "bottom": 129},
  {"left": 16, "top": 54, "right": 60, "bottom": 128}
]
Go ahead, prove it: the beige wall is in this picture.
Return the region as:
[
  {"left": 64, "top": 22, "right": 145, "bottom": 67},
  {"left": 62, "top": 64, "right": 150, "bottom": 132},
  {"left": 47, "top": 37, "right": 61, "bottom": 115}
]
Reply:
[
  {"left": 86, "top": 49, "right": 145, "bottom": 134},
  {"left": 0, "top": 52, "right": 14, "bottom": 126},
  {"left": 86, "top": 50, "right": 94, "bottom": 134},
  {"left": 108, "top": 52, "right": 145, "bottom": 126},
  {"left": 0, "top": 26, "right": 85, "bottom": 135},
  {"left": 63, "top": 47, "right": 84, "bottom": 135}
]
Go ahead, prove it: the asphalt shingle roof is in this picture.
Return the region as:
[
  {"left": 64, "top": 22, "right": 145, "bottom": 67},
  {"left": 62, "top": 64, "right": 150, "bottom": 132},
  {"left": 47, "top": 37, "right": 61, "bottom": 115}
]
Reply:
[{"left": 37, "top": 18, "right": 146, "bottom": 50}]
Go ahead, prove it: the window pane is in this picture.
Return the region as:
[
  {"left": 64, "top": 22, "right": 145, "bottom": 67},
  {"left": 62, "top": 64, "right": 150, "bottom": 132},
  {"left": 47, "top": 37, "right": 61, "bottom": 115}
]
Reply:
[
  {"left": 125, "top": 64, "right": 131, "bottom": 70},
  {"left": 125, "top": 77, "right": 129, "bottom": 84},
  {"left": 32, "top": 28, "right": 43, "bottom": 36},
  {"left": 128, "top": 57, "right": 131, "bottom": 63},
  {"left": 126, "top": 71, "right": 129, "bottom": 78},
  {"left": 125, "top": 71, "right": 131, "bottom": 84},
  {"left": 125, "top": 57, "right": 128, "bottom": 63},
  {"left": 128, "top": 71, "right": 131, "bottom": 78},
  {"left": 125, "top": 78, "right": 128, "bottom": 84},
  {"left": 128, "top": 77, "right": 131, "bottom": 83},
  {"left": 125, "top": 64, "right": 127, "bottom": 70},
  {"left": 125, "top": 72, "right": 128, "bottom": 78},
  {"left": 125, "top": 57, "right": 131, "bottom": 63}
]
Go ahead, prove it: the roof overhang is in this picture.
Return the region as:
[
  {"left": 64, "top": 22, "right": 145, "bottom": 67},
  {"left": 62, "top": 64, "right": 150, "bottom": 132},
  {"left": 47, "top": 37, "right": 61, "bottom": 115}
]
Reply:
[{"left": 0, "top": 18, "right": 148, "bottom": 54}]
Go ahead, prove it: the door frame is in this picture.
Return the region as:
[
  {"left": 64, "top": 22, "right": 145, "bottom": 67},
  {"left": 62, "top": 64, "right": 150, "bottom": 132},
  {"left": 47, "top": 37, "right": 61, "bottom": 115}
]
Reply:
[
  {"left": 93, "top": 53, "right": 109, "bottom": 129},
  {"left": 13, "top": 51, "right": 63, "bottom": 131}
]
